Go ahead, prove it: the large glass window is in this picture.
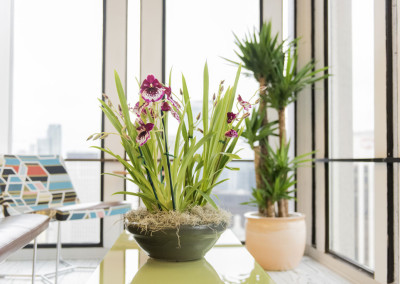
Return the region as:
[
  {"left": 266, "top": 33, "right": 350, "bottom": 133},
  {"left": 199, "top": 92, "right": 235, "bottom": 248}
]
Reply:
[
  {"left": 127, "top": 0, "right": 141, "bottom": 209},
  {"left": 327, "top": 0, "right": 375, "bottom": 270},
  {"left": 11, "top": 0, "right": 103, "bottom": 244},
  {"left": 165, "top": 0, "right": 259, "bottom": 240},
  {"left": 329, "top": 0, "right": 374, "bottom": 159}
]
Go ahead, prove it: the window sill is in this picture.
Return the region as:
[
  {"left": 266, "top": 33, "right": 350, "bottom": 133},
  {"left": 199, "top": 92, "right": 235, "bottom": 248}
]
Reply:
[{"left": 304, "top": 245, "right": 380, "bottom": 284}]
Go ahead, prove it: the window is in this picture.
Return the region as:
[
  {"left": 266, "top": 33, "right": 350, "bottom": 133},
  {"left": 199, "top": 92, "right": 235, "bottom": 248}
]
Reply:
[
  {"left": 327, "top": 0, "right": 375, "bottom": 271},
  {"left": 304, "top": 0, "right": 398, "bottom": 281},
  {"left": 165, "top": 0, "right": 259, "bottom": 240},
  {"left": 11, "top": 0, "right": 103, "bottom": 244},
  {"left": 127, "top": 0, "right": 141, "bottom": 209}
]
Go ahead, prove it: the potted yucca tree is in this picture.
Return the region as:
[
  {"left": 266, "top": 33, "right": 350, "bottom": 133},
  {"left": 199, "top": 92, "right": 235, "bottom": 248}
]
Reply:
[
  {"left": 227, "top": 22, "right": 328, "bottom": 270},
  {"left": 88, "top": 63, "right": 255, "bottom": 261}
]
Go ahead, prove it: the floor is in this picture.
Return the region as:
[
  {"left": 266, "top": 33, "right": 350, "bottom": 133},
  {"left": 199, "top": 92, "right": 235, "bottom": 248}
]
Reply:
[
  {"left": 0, "top": 256, "right": 351, "bottom": 284},
  {"left": 0, "top": 259, "right": 99, "bottom": 284}
]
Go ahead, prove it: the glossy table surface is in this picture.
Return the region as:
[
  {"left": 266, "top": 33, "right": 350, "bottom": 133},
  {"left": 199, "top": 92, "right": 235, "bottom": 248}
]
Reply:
[{"left": 86, "top": 229, "right": 274, "bottom": 284}]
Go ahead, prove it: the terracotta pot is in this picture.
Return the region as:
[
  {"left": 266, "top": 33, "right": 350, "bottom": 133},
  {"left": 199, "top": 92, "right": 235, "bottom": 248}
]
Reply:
[{"left": 244, "top": 211, "right": 306, "bottom": 271}]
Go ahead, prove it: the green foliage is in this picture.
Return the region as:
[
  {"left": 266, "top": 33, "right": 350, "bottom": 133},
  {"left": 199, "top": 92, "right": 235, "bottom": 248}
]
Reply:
[
  {"left": 241, "top": 108, "right": 278, "bottom": 149},
  {"left": 228, "top": 21, "right": 329, "bottom": 111},
  {"left": 225, "top": 22, "right": 284, "bottom": 82},
  {"left": 267, "top": 47, "right": 329, "bottom": 110},
  {"left": 229, "top": 21, "right": 329, "bottom": 213},
  {"left": 243, "top": 141, "right": 313, "bottom": 208},
  {"left": 92, "top": 64, "right": 248, "bottom": 212}
]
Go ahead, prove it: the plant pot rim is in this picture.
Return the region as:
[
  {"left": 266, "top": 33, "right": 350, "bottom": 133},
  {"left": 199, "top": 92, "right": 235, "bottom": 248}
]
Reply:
[
  {"left": 127, "top": 221, "right": 228, "bottom": 234},
  {"left": 244, "top": 211, "right": 305, "bottom": 221}
]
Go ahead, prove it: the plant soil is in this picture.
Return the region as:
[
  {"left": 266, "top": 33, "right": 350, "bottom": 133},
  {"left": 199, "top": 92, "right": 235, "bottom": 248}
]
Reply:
[{"left": 125, "top": 205, "right": 231, "bottom": 232}]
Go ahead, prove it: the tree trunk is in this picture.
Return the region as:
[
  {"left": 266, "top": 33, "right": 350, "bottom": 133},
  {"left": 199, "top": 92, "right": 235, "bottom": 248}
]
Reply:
[
  {"left": 278, "top": 108, "right": 286, "bottom": 146},
  {"left": 253, "top": 146, "right": 262, "bottom": 193},
  {"left": 278, "top": 199, "right": 288, "bottom": 217},
  {"left": 254, "top": 146, "right": 265, "bottom": 215},
  {"left": 257, "top": 77, "right": 275, "bottom": 217},
  {"left": 277, "top": 108, "right": 289, "bottom": 217},
  {"left": 266, "top": 199, "right": 276, "bottom": 217}
]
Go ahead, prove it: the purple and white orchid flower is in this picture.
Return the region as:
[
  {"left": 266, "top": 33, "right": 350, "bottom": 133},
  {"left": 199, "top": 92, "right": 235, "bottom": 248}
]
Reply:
[
  {"left": 130, "top": 102, "right": 141, "bottom": 117},
  {"left": 161, "top": 101, "right": 180, "bottom": 123},
  {"left": 164, "top": 86, "right": 181, "bottom": 109},
  {"left": 136, "top": 120, "right": 154, "bottom": 146},
  {"left": 225, "top": 129, "right": 238, "bottom": 138},
  {"left": 131, "top": 101, "right": 157, "bottom": 119},
  {"left": 140, "top": 75, "right": 164, "bottom": 102},
  {"left": 238, "top": 95, "right": 251, "bottom": 112},
  {"left": 227, "top": 112, "right": 237, "bottom": 124}
]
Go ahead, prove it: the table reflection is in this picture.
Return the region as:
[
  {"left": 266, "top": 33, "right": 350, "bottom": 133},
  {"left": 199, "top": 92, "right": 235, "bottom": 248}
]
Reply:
[
  {"left": 87, "top": 230, "right": 274, "bottom": 284},
  {"left": 131, "top": 258, "right": 223, "bottom": 284}
]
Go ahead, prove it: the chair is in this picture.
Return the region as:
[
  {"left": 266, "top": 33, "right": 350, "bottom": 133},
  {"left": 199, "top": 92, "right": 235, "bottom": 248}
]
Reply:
[
  {"left": 0, "top": 154, "right": 131, "bottom": 283},
  {"left": 0, "top": 214, "right": 50, "bottom": 283}
]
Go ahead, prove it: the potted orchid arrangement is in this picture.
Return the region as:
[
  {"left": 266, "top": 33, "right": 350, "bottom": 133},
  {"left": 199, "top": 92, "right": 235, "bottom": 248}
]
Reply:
[{"left": 88, "top": 63, "right": 256, "bottom": 261}]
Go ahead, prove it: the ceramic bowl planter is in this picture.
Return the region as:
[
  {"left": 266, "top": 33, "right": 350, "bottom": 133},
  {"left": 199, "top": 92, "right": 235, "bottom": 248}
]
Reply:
[
  {"left": 244, "top": 211, "right": 306, "bottom": 271},
  {"left": 127, "top": 222, "right": 227, "bottom": 261}
]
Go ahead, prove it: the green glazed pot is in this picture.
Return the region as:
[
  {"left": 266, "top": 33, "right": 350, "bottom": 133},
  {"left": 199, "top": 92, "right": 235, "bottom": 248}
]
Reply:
[{"left": 127, "top": 222, "right": 227, "bottom": 262}]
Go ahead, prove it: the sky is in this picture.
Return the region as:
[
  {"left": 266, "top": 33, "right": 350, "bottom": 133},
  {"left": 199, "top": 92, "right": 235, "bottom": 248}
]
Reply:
[
  {"left": 12, "top": 0, "right": 102, "bottom": 156},
  {"left": 11, "top": 0, "right": 373, "bottom": 159}
]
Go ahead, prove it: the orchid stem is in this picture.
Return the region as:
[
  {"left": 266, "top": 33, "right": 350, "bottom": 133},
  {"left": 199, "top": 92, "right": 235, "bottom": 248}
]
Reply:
[
  {"left": 161, "top": 112, "right": 176, "bottom": 210},
  {"left": 139, "top": 147, "right": 162, "bottom": 210}
]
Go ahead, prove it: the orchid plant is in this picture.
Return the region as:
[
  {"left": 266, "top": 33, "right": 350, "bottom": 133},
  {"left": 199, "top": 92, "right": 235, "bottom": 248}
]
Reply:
[{"left": 89, "top": 64, "right": 254, "bottom": 212}]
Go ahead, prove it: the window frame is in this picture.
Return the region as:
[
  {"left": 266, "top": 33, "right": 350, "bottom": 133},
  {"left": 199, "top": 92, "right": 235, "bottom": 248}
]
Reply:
[
  {"left": 6, "top": 0, "right": 107, "bottom": 249},
  {"left": 298, "top": 0, "right": 398, "bottom": 283}
]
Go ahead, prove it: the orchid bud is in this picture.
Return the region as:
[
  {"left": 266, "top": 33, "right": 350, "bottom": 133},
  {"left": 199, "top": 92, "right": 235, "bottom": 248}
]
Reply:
[
  {"left": 93, "top": 133, "right": 102, "bottom": 140},
  {"left": 197, "top": 128, "right": 204, "bottom": 134},
  {"left": 102, "top": 93, "right": 109, "bottom": 100},
  {"left": 255, "top": 98, "right": 260, "bottom": 104},
  {"left": 180, "top": 89, "right": 183, "bottom": 95},
  {"left": 212, "top": 93, "right": 216, "bottom": 101},
  {"left": 220, "top": 80, "right": 225, "bottom": 85},
  {"left": 243, "top": 112, "right": 250, "bottom": 118},
  {"left": 196, "top": 112, "right": 201, "bottom": 120}
]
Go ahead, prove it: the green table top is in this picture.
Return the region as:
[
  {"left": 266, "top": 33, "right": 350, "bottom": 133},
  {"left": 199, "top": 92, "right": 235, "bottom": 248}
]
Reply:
[{"left": 86, "top": 229, "right": 274, "bottom": 284}]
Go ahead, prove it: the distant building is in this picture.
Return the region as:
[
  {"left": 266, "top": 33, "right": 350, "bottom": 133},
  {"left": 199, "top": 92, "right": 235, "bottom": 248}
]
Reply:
[
  {"left": 47, "top": 124, "right": 62, "bottom": 154},
  {"left": 37, "top": 124, "right": 62, "bottom": 155},
  {"left": 66, "top": 152, "right": 99, "bottom": 159}
]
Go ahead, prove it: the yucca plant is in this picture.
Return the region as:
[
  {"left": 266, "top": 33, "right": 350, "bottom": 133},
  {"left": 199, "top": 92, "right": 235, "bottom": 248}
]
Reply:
[
  {"left": 243, "top": 142, "right": 312, "bottom": 212},
  {"left": 228, "top": 22, "right": 328, "bottom": 217},
  {"left": 267, "top": 47, "right": 328, "bottom": 216},
  {"left": 226, "top": 22, "right": 284, "bottom": 217},
  {"left": 88, "top": 63, "right": 254, "bottom": 213}
]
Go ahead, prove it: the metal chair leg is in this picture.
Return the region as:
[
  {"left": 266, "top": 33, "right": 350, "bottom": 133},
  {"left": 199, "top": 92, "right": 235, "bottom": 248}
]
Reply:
[
  {"left": 55, "top": 221, "right": 61, "bottom": 284},
  {"left": 32, "top": 238, "right": 37, "bottom": 284}
]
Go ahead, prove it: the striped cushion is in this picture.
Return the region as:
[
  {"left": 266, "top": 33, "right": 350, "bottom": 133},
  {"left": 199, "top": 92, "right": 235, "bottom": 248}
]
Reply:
[
  {"left": 0, "top": 155, "right": 131, "bottom": 221},
  {"left": 0, "top": 155, "right": 78, "bottom": 215}
]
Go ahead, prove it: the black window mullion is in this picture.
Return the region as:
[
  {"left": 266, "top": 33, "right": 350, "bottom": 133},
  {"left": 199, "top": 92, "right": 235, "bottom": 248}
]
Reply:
[{"left": 385, "top": 0, "right": 394, "bottom": 282}]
